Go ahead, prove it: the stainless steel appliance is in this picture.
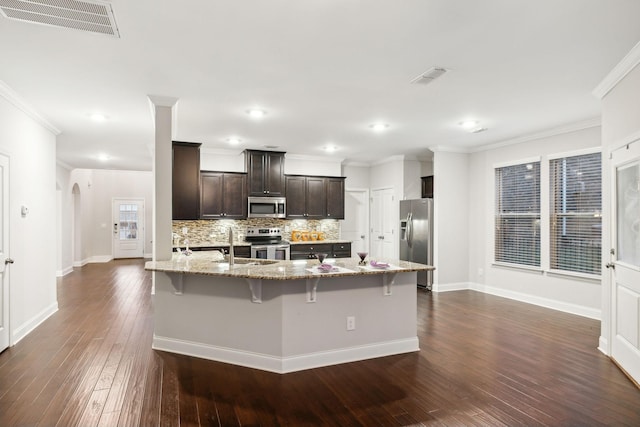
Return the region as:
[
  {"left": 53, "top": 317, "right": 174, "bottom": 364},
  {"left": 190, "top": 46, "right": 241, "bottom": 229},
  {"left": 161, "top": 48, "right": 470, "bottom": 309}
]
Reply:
[
  {"left": 399, "top": 198, "right": 434, "bottom": 289},
  {"left": 248, "top": 196, "right": 286, "bottom": 218},
  {"left": 246, "top": 227, "right": 290, "bottom": 260}
]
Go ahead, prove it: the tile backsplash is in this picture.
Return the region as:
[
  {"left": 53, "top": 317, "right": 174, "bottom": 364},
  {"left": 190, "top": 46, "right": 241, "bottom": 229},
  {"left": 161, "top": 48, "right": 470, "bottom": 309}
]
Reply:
[{"left": 172, "top": 219, "right": 340, "bottom": 246}]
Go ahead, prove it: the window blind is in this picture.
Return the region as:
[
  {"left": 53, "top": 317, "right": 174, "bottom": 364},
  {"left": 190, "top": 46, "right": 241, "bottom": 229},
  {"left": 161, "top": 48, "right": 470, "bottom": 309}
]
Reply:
[
  {"left": 495, "top": 162, "right": 541, "bottom": 267},
  {"left": 549, "top": 152, "right": 601, "bottom": 275}
]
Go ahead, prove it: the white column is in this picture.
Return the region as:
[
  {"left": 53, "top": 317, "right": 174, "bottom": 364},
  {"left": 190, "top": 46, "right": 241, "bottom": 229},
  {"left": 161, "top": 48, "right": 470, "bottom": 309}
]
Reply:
[{"left": 148, "top": 95, "right": 178, "bottom": 262}]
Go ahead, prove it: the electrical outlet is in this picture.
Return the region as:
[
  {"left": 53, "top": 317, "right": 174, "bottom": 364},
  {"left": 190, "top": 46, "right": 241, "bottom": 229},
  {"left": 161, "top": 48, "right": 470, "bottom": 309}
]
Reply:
[{"left": 346, "top": 316, "right": 356, "bottom": 331}]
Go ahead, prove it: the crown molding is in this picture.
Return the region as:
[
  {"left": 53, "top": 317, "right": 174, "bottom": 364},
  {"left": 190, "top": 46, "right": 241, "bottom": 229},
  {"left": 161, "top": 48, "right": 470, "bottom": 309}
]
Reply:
[
  {"left": 593, "top": 39, "right": 640, "bottom": 99},
  {"left": 341, "top": 160, "right": 370, "bottom": 167},
  {"left": 428, "top": 145, "right": 470, "bottom": 154},
  {"left": 0, "top": 80, "right": 61, "bottom": 135},
  {"left": 469, "top": 117, "right": 601, "bottom": 153}
]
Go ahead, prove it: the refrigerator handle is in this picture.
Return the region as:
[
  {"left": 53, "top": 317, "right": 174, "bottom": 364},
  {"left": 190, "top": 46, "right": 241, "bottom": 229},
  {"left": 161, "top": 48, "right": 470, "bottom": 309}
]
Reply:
[{"left": 407, "top": 212, "right": 413, "bottom": 248}]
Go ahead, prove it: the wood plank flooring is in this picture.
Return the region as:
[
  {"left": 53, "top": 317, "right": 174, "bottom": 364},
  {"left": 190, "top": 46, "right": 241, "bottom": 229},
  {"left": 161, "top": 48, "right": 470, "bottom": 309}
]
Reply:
[{"left": 1, "top": 259, "right": 639, "bottom": 426}]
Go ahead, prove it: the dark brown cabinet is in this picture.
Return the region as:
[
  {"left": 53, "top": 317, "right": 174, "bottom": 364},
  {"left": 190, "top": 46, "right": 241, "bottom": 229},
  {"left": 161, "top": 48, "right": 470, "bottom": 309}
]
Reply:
[
  {"left": 289, "top": 242, "right": 352, "bottom": 260},
  {"left": 285, "top": 175, "right": 327, "bottom": 218},
  {"left": 285, "top": 175, "right": 345, "bottom": 219},
  {"left": 326, "top": 177, "right": 345, "bottom": 219},
  {"left": 200, "top": 171, "right": 247, "bottom": 219},
  {"left": 421, "top": 175, "right": 434, "bottom": 198},
  {"left": 172, "top": 141, "right": 201, "bottom": 220},
  {"left": 246, "top": 150, "right": 286, "bottom": 197}
]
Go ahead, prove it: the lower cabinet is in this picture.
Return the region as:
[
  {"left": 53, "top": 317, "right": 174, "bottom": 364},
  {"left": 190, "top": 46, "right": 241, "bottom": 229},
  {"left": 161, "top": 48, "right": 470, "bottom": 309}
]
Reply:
[{"left": 290, "top": 242, "right": 352, "bottom": 260}]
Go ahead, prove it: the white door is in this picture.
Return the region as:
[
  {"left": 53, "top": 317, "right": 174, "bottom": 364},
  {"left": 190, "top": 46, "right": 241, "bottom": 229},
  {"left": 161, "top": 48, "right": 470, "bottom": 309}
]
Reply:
[
  {"left": 370, "top": 188, "right": 395, "bottom": 259},
  {"left": 113, "top": 199, "right": 145, "bottom": 259},
  {"left": 0, "top": 154, "right": 10, "bottom": 352},
  {"left": 610, "top": 139, "right": 640, "bottom": 384},
  {"left": 343, "top": 189, "right": 369, "bottom": 256}
]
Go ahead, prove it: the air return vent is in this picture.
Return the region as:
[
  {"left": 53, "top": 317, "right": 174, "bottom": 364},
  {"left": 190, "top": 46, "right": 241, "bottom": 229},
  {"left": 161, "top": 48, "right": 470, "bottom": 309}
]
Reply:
[
  {"left": 410, "top": 67, "right": 449, "bottom": 85},
  {"left": 0, "top": 0, "right": 120, "bottom": 37}
]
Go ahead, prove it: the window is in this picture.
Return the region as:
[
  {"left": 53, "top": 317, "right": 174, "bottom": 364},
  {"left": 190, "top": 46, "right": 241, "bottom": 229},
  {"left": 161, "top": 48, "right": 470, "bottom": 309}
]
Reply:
[
  {"left": 495, "top": 161, "right": 541, "bottom": 267},
  {"left": 549, "top": 152, "right": 601, "bottom": 275}
]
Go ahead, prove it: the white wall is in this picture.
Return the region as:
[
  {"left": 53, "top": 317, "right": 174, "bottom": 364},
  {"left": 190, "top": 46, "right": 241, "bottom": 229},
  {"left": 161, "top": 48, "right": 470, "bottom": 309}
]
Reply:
[
  {"left": 403, "top": 157, "right": 422, "bottom": 200},
  {"left": 0, "top": 88, "right": 58, "bottom": 345},
  {"left": 342, "top": 164, "right": 370, "bottom": 189},
  {"left": 466, "top": 126, "right": 602, "bottom": 318},
  {"left": 432, "top": 150, "right": 470, "bottom": 288},
  {"left": 64, "top": 169, "right": 153, "bottom": 264}
]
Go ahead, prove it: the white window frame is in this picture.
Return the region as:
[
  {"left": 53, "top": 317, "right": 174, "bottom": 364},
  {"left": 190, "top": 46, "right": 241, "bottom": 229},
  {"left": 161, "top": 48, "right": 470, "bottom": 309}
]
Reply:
[
  {"left": 493, "top": 157, "right": 542, "bottom": 270},
  {"left": 548, "top": 147, "right": 602, "bottom": 279},
  {"left": 492, "top": 149, "right": 602, "bottom": 282}
]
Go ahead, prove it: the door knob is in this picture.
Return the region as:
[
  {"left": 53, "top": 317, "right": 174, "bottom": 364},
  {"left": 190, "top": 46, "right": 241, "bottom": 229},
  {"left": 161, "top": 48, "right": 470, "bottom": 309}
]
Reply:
[
  {"left": 605, "top": 262, "right": 615, "bottom": 269},
  {"left": 5, "top": 258, "right": 14, "bottom": 265}
]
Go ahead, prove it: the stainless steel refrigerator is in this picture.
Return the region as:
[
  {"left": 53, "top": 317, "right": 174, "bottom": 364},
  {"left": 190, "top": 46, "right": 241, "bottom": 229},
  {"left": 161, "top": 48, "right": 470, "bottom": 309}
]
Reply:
[{"left": 399, "top": 198, "right": 434, "bottom": 289}]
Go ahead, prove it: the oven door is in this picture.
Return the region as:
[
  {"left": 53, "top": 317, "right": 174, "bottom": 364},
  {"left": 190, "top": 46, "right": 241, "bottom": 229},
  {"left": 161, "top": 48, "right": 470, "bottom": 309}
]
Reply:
[{"left": 251, "top": 245, "right": 290, "bottom": 260}]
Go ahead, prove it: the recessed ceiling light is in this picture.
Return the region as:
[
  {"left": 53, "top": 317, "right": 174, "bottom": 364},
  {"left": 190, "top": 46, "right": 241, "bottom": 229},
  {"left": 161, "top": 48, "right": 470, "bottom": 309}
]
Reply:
[
  {"left": 369, "top": 123, "right": 389, "bottom": 132},
  {"left": 459, "top": 120, "right": 478, "bottom": 129},
  {"left": 246, "top": 109, "right": 267, "bottom": 119},
  {"left": 227, "top": 137, "right": 242, "bottom": 145},
  {"left": 98, "top": 153, "right": 110, "bottom": 162},
  {"left": 90, "top": 113, "right": 107, "bottom": 122},
  {"left": 324, "top": 145, "right": 338, "bottom": 153}
]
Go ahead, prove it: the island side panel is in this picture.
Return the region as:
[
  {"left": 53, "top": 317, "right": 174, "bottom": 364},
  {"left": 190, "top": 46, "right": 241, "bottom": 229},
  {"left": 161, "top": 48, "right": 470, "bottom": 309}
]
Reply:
[
  {"left": 153, "top": 272, "right": 284, "bottom": 359},
  {"left": 280, "top": 272, "right": 419, "bottom": 360}
]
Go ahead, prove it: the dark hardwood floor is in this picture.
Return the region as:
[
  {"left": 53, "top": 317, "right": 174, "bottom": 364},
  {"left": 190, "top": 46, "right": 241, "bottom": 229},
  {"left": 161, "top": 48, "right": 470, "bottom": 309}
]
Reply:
[{"left": 1, "top": 259, "right": 639, "bottom": 426}]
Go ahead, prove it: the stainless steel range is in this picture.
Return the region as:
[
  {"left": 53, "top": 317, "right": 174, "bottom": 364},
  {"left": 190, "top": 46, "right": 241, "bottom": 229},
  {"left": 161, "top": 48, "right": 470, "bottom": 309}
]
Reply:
[{"left": 245, "top": 227, "right": 290, "bottom": 260}]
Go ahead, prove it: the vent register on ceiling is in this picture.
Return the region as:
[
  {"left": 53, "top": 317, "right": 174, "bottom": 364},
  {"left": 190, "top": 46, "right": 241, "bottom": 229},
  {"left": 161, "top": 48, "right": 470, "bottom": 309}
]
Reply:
[{"left": 0, "top": 0, "right": 119, "bottom": 37}]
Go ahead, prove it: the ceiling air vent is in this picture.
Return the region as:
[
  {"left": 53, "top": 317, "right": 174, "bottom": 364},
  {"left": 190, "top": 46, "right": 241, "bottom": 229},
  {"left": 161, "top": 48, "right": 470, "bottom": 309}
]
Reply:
[
  {"left": 410, "top": 67, "right": 449, "bottom": 85},
  {"left": 0, "top": 0, "right": 120, "bottom": 38}
]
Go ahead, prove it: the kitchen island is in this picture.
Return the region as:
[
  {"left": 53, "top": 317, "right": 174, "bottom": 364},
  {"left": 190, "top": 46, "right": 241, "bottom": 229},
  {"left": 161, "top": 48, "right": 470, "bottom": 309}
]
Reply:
[{"left": 146, "top": 252, "right": 433, "bottom": 373}]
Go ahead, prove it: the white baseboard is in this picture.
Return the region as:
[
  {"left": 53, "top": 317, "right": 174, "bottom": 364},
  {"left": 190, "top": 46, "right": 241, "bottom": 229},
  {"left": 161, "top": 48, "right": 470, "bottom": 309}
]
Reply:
[
  {"left": 89, "top": 255, "right": 114, "bottom": 263},
  {"left": 469, "top": 282, "right": 601, "bottom": 320},
  {"left": 598, "top": 336, "right": 609, "bottom": 356},
  {"left": 56, "top": 266, "right": 74, "bottom": 277},
  {"left": 72, "top": 258, "right": 89, "bottom": 268},
  {"left": 144, "top": 252, "right": 152, "bottom": 259},
  {"left": 12, "top": 301, "right": 58, "bottom": 345},
  {"left": 433, "top": 282, "right": 473, "bottom": 293},
  {"left": 153, "top": 335, "right": 420, "bottom": 374}
]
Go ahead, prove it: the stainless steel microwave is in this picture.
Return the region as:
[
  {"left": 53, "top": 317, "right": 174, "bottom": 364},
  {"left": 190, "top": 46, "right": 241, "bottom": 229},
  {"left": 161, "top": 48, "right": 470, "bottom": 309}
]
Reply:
[{"left": 248, "top": 197, "right": 286, "bottom": 218}]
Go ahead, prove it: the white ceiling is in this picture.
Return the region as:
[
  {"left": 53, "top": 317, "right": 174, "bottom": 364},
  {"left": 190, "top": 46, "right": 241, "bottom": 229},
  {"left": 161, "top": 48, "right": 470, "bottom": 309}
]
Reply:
[{"left": 1, "top": 0, "right": 640, "bottom": 171}]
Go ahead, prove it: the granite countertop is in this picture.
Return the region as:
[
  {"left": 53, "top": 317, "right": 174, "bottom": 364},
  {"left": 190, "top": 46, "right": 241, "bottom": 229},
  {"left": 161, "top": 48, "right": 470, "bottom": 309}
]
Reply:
[{"left": 145, "top": 251, "right": 433, "bottom": 281}]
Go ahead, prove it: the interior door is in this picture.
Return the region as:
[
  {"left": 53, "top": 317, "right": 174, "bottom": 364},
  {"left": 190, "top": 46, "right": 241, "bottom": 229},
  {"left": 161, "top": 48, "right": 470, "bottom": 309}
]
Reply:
[
  {"left": 0, "top": 154, "right": 10, "bottom": 352},
  {"left": 343, "top": 189, "right": 369, "bottom": 256},
  {"left": 370, "top": 188, "right": 395, "bottom": 259},
  {"left": 113, "top": 199, "right": 144, "bottom": 259},
  {"left": 610, "top": 139, "right": 640, "bottom": 384}
]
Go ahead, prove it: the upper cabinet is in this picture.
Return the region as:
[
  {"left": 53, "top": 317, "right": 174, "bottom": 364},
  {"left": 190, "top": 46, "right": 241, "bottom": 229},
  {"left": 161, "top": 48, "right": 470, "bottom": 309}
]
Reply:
[
  {"left": 200, "top": 171, "right": 247, "bottom": 219},
  {"left": 421, "top": 175, "right": 434, "bottom": 198},
  {"left": 285, "top": 175, "right": 345, "bottom": 219},
  {"left": 245, "top": 150, "right": 286, "bottom": 197},
  {"left": 172, "top": 141, "right": 201, "bottom": 220},
  {"left": 326, "top": 177, "right": 345, "bottom": 219}
]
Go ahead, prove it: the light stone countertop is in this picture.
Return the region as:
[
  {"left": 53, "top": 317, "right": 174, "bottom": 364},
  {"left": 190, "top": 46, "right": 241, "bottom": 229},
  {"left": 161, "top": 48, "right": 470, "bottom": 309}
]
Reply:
[{"left": 145, "top": 251, "right": 433, "bottom": 281}]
